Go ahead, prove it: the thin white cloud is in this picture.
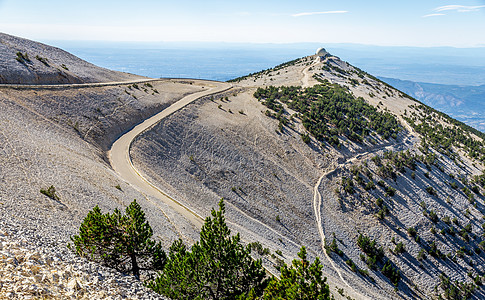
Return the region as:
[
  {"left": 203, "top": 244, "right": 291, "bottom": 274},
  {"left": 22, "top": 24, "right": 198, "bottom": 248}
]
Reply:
[
  {"left": 434, "top": 5, "right": 485, "bottom": 13},
  {"left": 422, "top": 13, "right": 445, "bottom": 18},
  {"left": 292, "top": 11, "right": 348, "bottom": 17}
]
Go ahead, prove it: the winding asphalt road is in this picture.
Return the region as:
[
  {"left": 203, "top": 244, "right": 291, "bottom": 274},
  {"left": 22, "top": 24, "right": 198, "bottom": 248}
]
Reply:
[
  {"left": 108, "top": 80, "right": 232, "bottom": 228},
  {"left": 0, "top": 78, "right": 229, "bottom": 228}
]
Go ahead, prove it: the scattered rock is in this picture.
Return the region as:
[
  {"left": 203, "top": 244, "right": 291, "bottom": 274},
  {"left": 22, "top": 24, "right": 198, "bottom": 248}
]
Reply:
[{"left": 0, "top": 222, "right": 165, "bottom": 299}]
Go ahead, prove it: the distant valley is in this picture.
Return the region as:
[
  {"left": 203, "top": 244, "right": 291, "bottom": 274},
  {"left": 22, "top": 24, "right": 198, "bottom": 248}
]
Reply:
[
  {"left": 50, "top": 41, "right": 485, "bottom": 85},
  {"left": 380, "top": 77, "right": 485, "bottom": 132}
]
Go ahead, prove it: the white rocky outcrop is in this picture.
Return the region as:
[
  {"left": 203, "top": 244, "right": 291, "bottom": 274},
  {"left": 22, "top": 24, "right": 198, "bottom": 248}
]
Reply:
[{"left": 0, "top": 221, "right": 165, "bottom": 299}]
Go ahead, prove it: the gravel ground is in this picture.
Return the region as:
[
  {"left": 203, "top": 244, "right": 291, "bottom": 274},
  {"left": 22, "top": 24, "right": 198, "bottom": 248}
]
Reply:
[
  {"left": 0, "top": 79, "right": 210, "bottom": 298},
  {"left": 0, "top": 208, "right": 166, "bottom": 299},
  {"left": 0, "top": 32, "right": 143, "bottom": 84},
  {"left": 130, "top": 56, "right": 485, "bottom": 299},
  {"left": 2, "top": 34, "right": 485, "bottom": 299},
  {"left": 129, "top": 85, "right": 409, "bottom": 298}
]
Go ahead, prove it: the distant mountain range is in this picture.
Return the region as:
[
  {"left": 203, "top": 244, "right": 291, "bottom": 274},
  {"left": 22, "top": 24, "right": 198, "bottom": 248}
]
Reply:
[{"left": 380, "top": 77, "right": 485, "bottom": 132}]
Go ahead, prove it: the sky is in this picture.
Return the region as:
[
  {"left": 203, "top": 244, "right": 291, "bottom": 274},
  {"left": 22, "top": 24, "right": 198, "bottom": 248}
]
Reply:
[{"left": 0, "top": 0, "right": 484, "bottom": 47}]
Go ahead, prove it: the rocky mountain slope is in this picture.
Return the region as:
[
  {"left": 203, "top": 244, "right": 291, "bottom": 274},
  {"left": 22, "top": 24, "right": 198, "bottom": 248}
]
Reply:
[
  {"left": 0, "top": 34, "right": 220, "bottom": 299},
  {"left": 1, "top": 34, "right": 485, "bottom": 299},
  {"left": 132, "top": 54, "right": 485, "bottom": 299},
  {"left": 0, "top": 32, "right": 144, "bottom": 84}
]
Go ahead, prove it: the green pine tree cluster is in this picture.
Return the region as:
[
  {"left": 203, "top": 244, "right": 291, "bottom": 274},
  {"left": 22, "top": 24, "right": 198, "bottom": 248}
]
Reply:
[
  {"left": 404, "top": 104, "right": 485, "bottom": 165},
  {"left": 69, "top": 200, "right": 165, "bottom": 280},
  {"left": 70, "top": 199, "right": 333, "bottom": 299},
  {"left": 254, "top": 82, "right": 400, "bottom": 146},
  {"left": 357, "top": 234, "right": 400, "bottom": 286},
  {"left": 147, "top": 200, "right": 266, "bottom": 299}
]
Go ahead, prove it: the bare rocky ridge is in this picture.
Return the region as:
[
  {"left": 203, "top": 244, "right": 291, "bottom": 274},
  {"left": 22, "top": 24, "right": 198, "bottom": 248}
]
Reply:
[
  {"left": 0, "top": 79, "right": 205, "bottom": 151},
  {"left": 0, "top": 79, "right": 211, "bottom": 297},
  {"left": 0, "top": 80, "right": 213, "bottom": 241},
  {"left": 0, "top": 217, "right": 165, "bottom": 299},
  {"left": 0, "top": 32, "right": 143, "bottom": 84}
]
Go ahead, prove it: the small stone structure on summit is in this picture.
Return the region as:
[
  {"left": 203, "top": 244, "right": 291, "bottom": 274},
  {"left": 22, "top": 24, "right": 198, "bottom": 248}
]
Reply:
[{"left": 315, "top": 47, "right": 329, "bottom": 61}]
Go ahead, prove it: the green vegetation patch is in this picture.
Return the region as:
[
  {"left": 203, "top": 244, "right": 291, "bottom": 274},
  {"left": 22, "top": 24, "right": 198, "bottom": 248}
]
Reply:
[
  {"left": 404, "top": 103, "right": 485, "bottom": 165},
  {"left": 439, "top": 272, "right": 477, "bottom": 299},
  {"left": 16, "top": 51, "right": 31, "bottom": 64},
  {"left": 40, "top": 185, "right": 60, "bottom": 201},
  {"left": 72, "top": 199, "right": 333, "bottom": 299},
  {"left": 357, "top": 233, "right": 401, "bottom": 286},
  {"left": 69, "top": 200, "right": 165, "bottom": 279},
  {"left": 254, "top": 82, "right": 401, "bottom": 146}
]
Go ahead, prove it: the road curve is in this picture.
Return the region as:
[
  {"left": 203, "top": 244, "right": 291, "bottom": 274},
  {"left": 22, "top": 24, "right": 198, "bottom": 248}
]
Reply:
[
  {"left": 108, "top": 80, "right": 232, "bottom": 228},
  {"left": 312, "top": 133, "right": 416, "bottom": 299},
  {"left": 301, "top": 56, "right": 320, "bottom": 87}
]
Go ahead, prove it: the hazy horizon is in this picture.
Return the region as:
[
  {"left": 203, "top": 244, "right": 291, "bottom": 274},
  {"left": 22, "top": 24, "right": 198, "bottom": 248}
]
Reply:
[
  {"left": 41, "top": 39, "right": 485, "bottom": 132},
  {"left": 1, "top": 0, "right": 484, "bottom": 47},
  {"left": 44, "top": 40, "right": 485, "bottom": 86}
]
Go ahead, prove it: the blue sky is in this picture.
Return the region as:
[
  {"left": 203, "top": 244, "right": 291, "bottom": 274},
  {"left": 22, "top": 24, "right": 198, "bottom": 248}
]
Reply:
[{"left": 0, "top": 0, "right": 484, "bottom": 46}]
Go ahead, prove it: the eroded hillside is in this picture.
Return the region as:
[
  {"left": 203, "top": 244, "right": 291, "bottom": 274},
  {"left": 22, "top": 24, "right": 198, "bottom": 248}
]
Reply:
[
  {"left": 0, "top": 32, "right": 143, "bottom": 84},
  {"left": 131, "top": 54, "right": 485, "bottom": 299},
  {"left": 0, "top": 59, "right": 220, "bottom": 297},
  {"left": 2, "top": 33, "right": 485, "bottom": 299}
]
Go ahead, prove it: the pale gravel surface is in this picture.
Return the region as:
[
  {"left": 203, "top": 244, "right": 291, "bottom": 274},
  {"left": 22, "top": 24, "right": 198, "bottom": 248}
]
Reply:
[
  {"left": 0, "top": 79, "right": 208, "bottom": 244},
  {"left": 0, "top": 77, "right": 212, "bottom": 298},
  {"left": 131, "top": 88, "right": 327, "bottom": 248},
  {"left": 308, "top": 56, "right": 485, "bottom": 298},
  {"left": 0, "top": 79, "right": 204, "bottom": 151},
  {"left": 130, "top": 59, "right": 415, "bottom": 298},
  {"left": 0, "top": 32, "right": 143, "bottom": 84},
  {"left": 2, "top": 33, "right": 485, "bottom": 299},
  {"left": 0, "top": 213, "right": 167, "bottom": 299},
  {"left": 109, "top": 80, "right": 232, "bottom": 232}
]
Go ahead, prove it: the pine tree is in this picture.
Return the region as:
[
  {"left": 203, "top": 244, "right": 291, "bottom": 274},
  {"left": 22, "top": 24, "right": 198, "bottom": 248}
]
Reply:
[
  {"left": 263, "top": 246, "right": 331, "bottom": 300},
  {"left": 148, "top": 199, "right": 267, "bottom": 299},
  {"left": 69, "top": 200, "right": 165, "bottom": 279},
  {"left": 150, "top": 239, "right": 203, "bottom": 299}
]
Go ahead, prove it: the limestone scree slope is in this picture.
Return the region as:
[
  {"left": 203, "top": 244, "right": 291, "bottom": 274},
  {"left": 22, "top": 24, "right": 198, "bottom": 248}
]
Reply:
[
  {"left": 1, "top": 34, "right": 485, "bottom": 299},
  {"left": 0, "top": 32, "right": 144, "bottom": 84}
]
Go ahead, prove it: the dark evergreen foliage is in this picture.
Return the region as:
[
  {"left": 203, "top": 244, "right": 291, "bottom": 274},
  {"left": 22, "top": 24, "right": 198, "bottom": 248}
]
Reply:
[
  {"left": 357, "top": 234, "right": 384, "bottom": 263},
  {"left": 263, "top": 246, "right": 331, "bottom": 300},
  {"left": 404, "top": 104, "right": 485, "bottom": 164},
  {"left": 254, "top": 82, "right": 401, "bottom": 147},
  {"left": 357, "top": 234, "right": 400, "bottom": 286},
  {"left": 69, "top": 200, "right": 165, "bottom": 279},
  {"left": 439, "top": 273, "right": 476, "bottom": 300},
  {"left": 147, "top": 199, "right": 266, "bottom": 299},
  {"left": 381, "top": 260, "right": 400, "bottom": 286}
]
